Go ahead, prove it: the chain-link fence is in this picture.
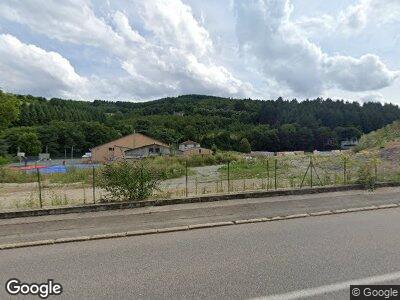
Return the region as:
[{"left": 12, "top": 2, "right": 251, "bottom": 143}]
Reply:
[{"left": 1, "top": 152, "right": 399, "bottom": 211}]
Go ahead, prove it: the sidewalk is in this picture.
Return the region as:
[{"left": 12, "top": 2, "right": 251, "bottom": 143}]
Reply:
[{"left": 1, "top": 187, "right": 400, "bottom": 246}]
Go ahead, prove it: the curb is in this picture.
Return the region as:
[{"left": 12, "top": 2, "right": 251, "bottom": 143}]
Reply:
[
  {"left": 1, "top": 202, "right": 399, "bottom": 251},
  {"left": 1, "top": 182, "right": 400, "bottom": 220}
]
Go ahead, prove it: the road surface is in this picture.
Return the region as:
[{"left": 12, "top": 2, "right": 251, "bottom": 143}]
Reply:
[
  {"left": 2, "top": 187, "right": 400, "bottom": 245},
  {"left": 1, "top": 207, "right": 400, "bottom": 299}
]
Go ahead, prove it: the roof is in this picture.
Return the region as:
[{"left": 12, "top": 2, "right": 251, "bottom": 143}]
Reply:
[
  {"left": 91, "top": 133, "right": 168, "bottom": 150},
  {"left": 123, "top": 143, "right": 170, "bottom": 151},
  {"left": 180, "top": 140, "right": 199, "bottom": 145}
]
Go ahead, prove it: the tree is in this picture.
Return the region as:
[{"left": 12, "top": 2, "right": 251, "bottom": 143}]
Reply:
[
  {"left": 98, "top": 161, "right": 161, "bottom": 201},
  {"left": 247, "top": 125, "right": 280, "bottom": 151},
  {"left": 334, "top": 126, "right": 362, "bottom": 141},
  {"left": 314, "top": 127, "right": 337, "bottom": 150},
  {"left": 279, "top": 123, "right": 298, "bottom": 150},
  {"left": 238, "top": 138, "right": 251, "bottom": 153},
  {"left": 211, "top": 144, "right": 218, "bottom": 154},
  {"left": 17, "top": 132, "right": 42, "bottom": 155},
  {"left": 0, "top": 138, "right": 8, "bottom": 156},
  {"left": 0, "top": 91, "right": 19, "bottom": 129},
  {"left": 1, "top": 127, "right": 38, "bottom": 155},
  {"left": 2, "top": 92, "right": 400, "bottom": 153}
]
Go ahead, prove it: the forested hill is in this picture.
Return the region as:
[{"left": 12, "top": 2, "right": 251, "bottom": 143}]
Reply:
[{"left": 1, "top": 91, "right": 400, "bottom": 157}]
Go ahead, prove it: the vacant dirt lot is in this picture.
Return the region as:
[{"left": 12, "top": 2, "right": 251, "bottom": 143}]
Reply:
[{"left": 0, "top": 165, "right": 271, "bottom": 210}]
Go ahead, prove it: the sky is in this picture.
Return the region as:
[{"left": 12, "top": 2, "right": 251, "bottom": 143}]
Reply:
[{"left": 0, "top": 0, "right": 399, "bottom": 103}]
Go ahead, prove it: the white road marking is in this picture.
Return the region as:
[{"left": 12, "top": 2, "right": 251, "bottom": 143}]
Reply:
[{"left": 252, "top": 271, "right": 400, "bottom": 300}]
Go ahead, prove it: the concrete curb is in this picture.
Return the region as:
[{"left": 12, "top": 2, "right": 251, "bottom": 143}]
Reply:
[
  {"left": 1, "top": 202, "right": 399, "bottom": 251},
  {"left": 1, "top": 182, "right": 400, "bottom": 220}
]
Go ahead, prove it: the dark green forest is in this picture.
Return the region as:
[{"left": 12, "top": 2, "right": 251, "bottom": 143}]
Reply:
[{"left": 1, "top": 90, "right": 400, "bottom": 158}]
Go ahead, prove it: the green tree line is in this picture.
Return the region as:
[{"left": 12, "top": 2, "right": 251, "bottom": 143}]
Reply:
[{"left": 1, "top": 92, "right": 399, "bottom": 158}]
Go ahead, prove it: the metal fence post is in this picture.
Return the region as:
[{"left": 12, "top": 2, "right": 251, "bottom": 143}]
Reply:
[
  {"left": 36, "top": 168, "right": 42, "bottom": 208},
  {"left": 343, "top": 158, "right": 347, "bottom": 185},
  {"left": 185, "top": 160, "right": 188, "bottom": 197},
  {"left": 310, "top": 157, "right": 313, "bottom": 188},
  {"left": 227, "top": 161, "right": 230, "bottom": 192},
  {"left": 140, "top": 164, "right": 144, "bottom": 198},
  {"left": 274, "top": 158, "right": 277, "bottom": 190},
  {"left": 92, "top": 165, "right": 96, "bottom": 204},
  {"left": 266, "top": 159, "right": 270, "bottom": 190},
  {"left": 374, "top": 161, "right": 378, "bottom": 180}
]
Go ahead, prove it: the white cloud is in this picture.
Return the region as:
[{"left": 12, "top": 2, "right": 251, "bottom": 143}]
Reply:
[
  {"left": 139, "top": 0, "right": 213, "bottom": 57},
  {"left": 234, "top": 0, "right": 399, "bottom": 96},
  {"left": 297, "top": 0, "right": 400, "bottom": 36},
  {"left": 324, "top": 54, "right": 399, "bottom": 92},
  {"left": 0, "top": 34, "right": 87, "bottom": 98},
  {"left": 338, "top": 2, "right": 368, "bottom": 33},
  {"left": 295, "top": 14, "right": 336, "bottom": 37},
  {"left": 0, "top": 0, "right": 252, "bottom": 100},
  {"left": 0, "top": 0, "right": 398, "bottom": 101},
  {"left": 341, "top": 0, "right": 400, "bottom": 33},
  {"left": 113, "top": 11, "right": 145, "bottom": 44},
  {"left": 358, "top": 92, "right": 385, "bottom": 104},
  {"left": 0, "top": 0, "right": 126, "bottom": 53}
]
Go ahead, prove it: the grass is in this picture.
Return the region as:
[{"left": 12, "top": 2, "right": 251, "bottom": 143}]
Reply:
[
  {"left": 0, "top": 156, "right": 10, "bottom": 166},
  {"left": 48, "top": 168, "right": 93, "bottom": 184},
  {"left": 3, "top": 150, "right": 400, "bottom": 210},
  {"left": 0, "top": 167, "right": 36, "bottom": 183},
  {"left": 0, "top": 151, "right": 242, "bottom": 185},
  {"left": 0, "top": 167, "right": 93, "bottom": 184},
  {"left": 356, "top": 121, "right": 400, "bottom": 151},
  {"left": 218, "top": 156, "right": 301, "bottom": 180},
  {"left": 216, "top": 152, "right": 396, "bottom": 189}
]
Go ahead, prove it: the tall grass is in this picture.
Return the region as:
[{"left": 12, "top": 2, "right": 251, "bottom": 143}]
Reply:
[
  {"left": 356, "top": 121, "right": 400, "bottom": 151},
  {"left": 0, "top": 167, "right": 36, "bottom": 183}
]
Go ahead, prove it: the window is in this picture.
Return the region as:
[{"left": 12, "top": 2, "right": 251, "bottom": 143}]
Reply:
[
  {"left": 199, "top": 149, "right": 202, "bottom": 154},
  {"left": 155, "top": 148, "right": 160, "bottom": 153},
  {"left": 149, "top": 148, "right": 154, "bottom": 153},
  {"left": 108, "top": 147, "right": 114, "bottom": 151}
]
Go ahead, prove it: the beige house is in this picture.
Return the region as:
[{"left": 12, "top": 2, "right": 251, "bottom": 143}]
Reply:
[
  {"left": 182, "top": 147, "right": 212, "bottom": 156},
  {"left": 179, "top": 140, "right": 200, "bottom": 151},
  {"left": 178, "top": 140, "right": 212, "bottom": 156},
  {"left": 90, "top": 133, "right": 169, "bottom": 163}
]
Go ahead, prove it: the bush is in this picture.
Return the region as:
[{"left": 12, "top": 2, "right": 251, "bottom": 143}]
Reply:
[
  {"left": 0, "top": 156, "right": 10, "bottom": 166},
  {"left": 98, "top": 161, "right": 161, "bottom": 202},
  {"left": 238, "top": 138, "right": 251, "bottom": 153},
  {"left": 357, "top": 161, "right": 377, "bottom": 191},
  {"left": 0, "top": 167, "right": 35, "bottom": 183}
]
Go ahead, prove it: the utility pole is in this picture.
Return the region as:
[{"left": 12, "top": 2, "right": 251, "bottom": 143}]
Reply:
[{"left": 71, "top": 146, "right": 74, "bottom": 160}]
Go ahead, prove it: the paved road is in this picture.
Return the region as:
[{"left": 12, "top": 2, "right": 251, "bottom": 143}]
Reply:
[
  {"left": 1, "top": 187, "right": 400, "bottom": 244},
  {"left": 1, "top": 208, "right": 400, "bottom": 299}
]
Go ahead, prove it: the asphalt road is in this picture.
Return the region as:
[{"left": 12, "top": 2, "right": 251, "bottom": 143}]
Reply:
[
  {"left": 1, "top": 208, "right": 400, "bottom": 299},
  {"left": 1, "top": 187, "right": 400, "bottom": 245}
]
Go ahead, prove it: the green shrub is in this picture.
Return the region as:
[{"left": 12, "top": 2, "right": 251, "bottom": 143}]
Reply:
[
  {"left": 0, "top": 167, "right": 35, "bottom": 183},
  {"left": 0, "top": 156, "right": 10, "bottom": 166},
  {"left": 98, "top": 161, "right": 161, "bottom": 202},
  {"left": 357, "top": 161, "right": 377, "bottom": 191}
]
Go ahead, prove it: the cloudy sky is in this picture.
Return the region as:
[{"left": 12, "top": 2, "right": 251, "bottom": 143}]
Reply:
[{"left": 0, "top": 0, "right": 399, "bottom": 103}]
